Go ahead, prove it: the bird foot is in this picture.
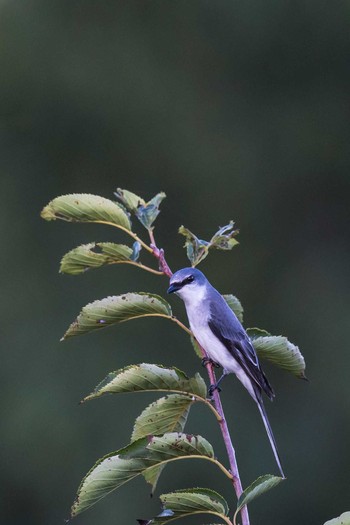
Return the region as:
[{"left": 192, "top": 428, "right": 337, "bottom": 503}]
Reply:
[
  {"left": 208, "top": 383, "right": 222, "bottom": 398},
  {"left": 201, "top": 357, "right": 220, "bottom": 368}
]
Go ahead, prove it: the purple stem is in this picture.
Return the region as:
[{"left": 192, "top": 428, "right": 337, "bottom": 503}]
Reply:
[
  {"left": 149, "top": 235, "right": 249, "bottom": 525},
  {"left": 204, "top": 359, "right": 250, "bottom": 525},
  {"left": 150, "top": 244, "right": 173, "bottom": 277}
]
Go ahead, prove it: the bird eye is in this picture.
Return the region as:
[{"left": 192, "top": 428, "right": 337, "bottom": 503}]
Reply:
[{"left": 186, "top": 275, "right": 194, "bottom": 283}]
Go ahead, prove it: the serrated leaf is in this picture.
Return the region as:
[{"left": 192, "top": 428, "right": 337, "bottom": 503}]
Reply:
[
  {"left": 139, "top": 488, "right": 229, "bottom": 525},
  {"left": 161, "top": 488, "right": 229, "bottom": 516},
  {"left": 190, "top": 336, "right": 203, "bottom": 358},
  {"left": 179, "top": 222, "right": 239, "bottom": 267},
  {"left": 132, "top": 395, "right": 194, "bottom": 442},
  {"left": 97, "top": 242, "right": 134, "bottom": 259},
  {"left": 141, "top": 519, "right": 223, "bottom": 525},
  {"left": 136, "top": 192, "right": 167, "bottom": 229},
  {"left": 235, "top": 475, "right": 283, "bottom": 517},
  {"left": 222, "top": 295, "right": 244, "bottom": 323},
  {"left": 114, "top": 188, "right": 166, "bottom": 228},
  {"left": 251, "top": 334, "right": 306, "bottom": 379},
  {"left": 71, "top": 433, "right": 215, "bottom": 517},
  {"left": 246, "top": 327, "right": 270, "bottom": 339},
  {"left": 82, "top": 363, "right": 207, "bottom": 402},
  {"left": 59, "top": 242, "right": 134, "bottom": 275},
  {"left": 114, "top": 188, "right": 145, "bottom": 212},
  {"left": 210, "top": 221, "right": 239, "bottom": 250},
  {"left": 62, "top": 293, "right": 172, "bottom": 339},
  {"left": 41, "top": 193, "right": 131, "bottom": 230},
  {"left": 148, "top": 192, "right": 166, "bottom": 209},
  {"left": 138, "top": 523, "right": 223, "bottom": 525},
  {"left": 142, "top": 464, "right": 166, "bottom": 496},
  {"left": 133, "top": 394, "right": 195, "bottom": 493},
  {"left": 324, "top": 512, "right": 350, "bottom": 525},
  {"left": 178, "top": 226, "right": 210, "bottom": 267}
]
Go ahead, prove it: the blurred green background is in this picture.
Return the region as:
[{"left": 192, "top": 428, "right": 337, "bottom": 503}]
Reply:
[{"left": 1, "top": 1, "right": 349, "bottom": 524}]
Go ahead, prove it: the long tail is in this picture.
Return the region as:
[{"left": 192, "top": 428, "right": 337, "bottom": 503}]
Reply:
[{"left": 257, "top": 399, "right": 285, "bottom": 478}]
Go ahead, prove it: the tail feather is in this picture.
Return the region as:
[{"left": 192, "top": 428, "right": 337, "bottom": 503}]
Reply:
[{"left": 257, "top": 399, "right": 285, "bottom": 478}]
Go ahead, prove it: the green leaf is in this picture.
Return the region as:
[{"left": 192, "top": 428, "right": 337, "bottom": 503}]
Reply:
[
  {"left": 41, "top": 193, "right": 131, "bottom": 230},
  {"left": 138, "top": 488, "right": 229, "bottom": 525},
  {"left": 62, "top": 293, "right": 172, "bottom": 339},
  {"left": 132, "top": 395, "right": 194, "bottom": 441},
  {"left": 142, "top": 464, "right": 166, "bottom": 497},
  {"left": 85, "top": 361, "right": 217, "bottom": 495},
  {"left": 114, "top": 188, "right": 166, "bottom": 228},
  {"left": 136, "top": 192, "right": 166, "bottom": 229},
  {"left": 246, "top": 327, "right": 270, "bottom": 339},
  {"left": 133, "top": 394, "right": 195, "bottom": 493},
  {"left": 179, "top": 222, "right": 239, "bottom": 266},
  {"left": 114, "top": 188, "right": 145, "bottom": 212},
  {"left": 210, "top": 221, "right": 239, "bottom": 250},
  {"left": 250, "top": 334, "right": 307, "bottom": 379},
  {"left": 98, "top": 241, "right": 138, "bottom": 260},
  {"left": 161, "top": 488, "right": 229, "bottom": 517},
  {"left": 235, "top": 475, "right": 283, "bottom": 519},
  {"left": 190, "top": 336, "right": 203, "bottom": 358},
  {"left": 59, "top": 242, "right": 134, "bottom": 275},
  {"left": 324, "top": 512, "right": 350, "bottom": 525},
  {"left": 71, "top": 433, "right": 215, "bottom": 517},
  {"left": 178, "top": 226, "right": 210, "bottom": 267},
  {"left": 222, "top": 295, "right": 244, "bottom": 323},
  {"left": 82, "top": 363, "right": 207, "bottom": 402}
]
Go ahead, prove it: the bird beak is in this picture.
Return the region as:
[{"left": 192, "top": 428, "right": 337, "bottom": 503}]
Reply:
[{"left": 167, "top": 283, "right": 181, "bottom": 294}]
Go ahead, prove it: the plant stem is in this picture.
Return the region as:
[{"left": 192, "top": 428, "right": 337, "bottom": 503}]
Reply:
[
  {"left": 94, "top": 221, "right": 154, "bottom": 253},
  {"left": 150, "top": 232, "right": 250, "bottom": 525},
  {"left": 148, "top": 227, "right": 173, "bottom": 276},
  {"left": 109, "top": 260, "right": 164, "bottom": 275},
  {"left": 204, "top": 358, "right": 249, "bottom": 525}
]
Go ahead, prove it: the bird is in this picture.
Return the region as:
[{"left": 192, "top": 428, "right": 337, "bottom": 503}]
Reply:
[{"left": 167, "top": 267, "right": 285, "bottom": 478}]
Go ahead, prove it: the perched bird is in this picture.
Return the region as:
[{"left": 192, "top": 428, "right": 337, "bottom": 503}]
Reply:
[{"left": 167, "top": 267, "right": 285, "bottom": 478}]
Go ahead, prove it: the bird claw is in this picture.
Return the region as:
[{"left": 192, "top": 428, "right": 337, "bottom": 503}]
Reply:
[
  {"left": 201, "top": 357, "right": 211, "bottom": 367},
  {"left": 208, "top": 383, "right": 222, "bottom": 398},
  {"left": 201, "top": 357, "right": 220, "bottom": 368}
]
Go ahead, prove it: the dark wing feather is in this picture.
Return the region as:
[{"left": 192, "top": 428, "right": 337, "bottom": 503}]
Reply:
[{"left": 208, "top": 290, "right": 274, "bottom": 400}]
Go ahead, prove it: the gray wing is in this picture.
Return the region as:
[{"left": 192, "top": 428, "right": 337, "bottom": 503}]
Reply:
[{"left": 208, "top": 290, "right": 274, "bottom": 400}]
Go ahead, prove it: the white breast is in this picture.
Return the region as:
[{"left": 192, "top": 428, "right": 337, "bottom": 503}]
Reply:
[
  {"left": 180, "top": 285, "right": 256, "bottom": 400},
  {"left": 180, "top": 284, "right": 236, "bottom": 371}
]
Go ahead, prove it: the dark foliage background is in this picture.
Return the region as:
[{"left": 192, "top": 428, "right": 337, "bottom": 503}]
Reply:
[{"left": 1, "top": 2, "right": 349, "bottom": 524}]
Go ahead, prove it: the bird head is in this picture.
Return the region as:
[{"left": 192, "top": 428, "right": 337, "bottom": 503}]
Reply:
[{"left": 167, "top": 267, "right": 207, "bottom": 301}]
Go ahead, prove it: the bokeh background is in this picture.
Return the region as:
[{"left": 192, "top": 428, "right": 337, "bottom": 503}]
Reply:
[{"left": 1, "top": 2, "right": 349, "bottom": 524}]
